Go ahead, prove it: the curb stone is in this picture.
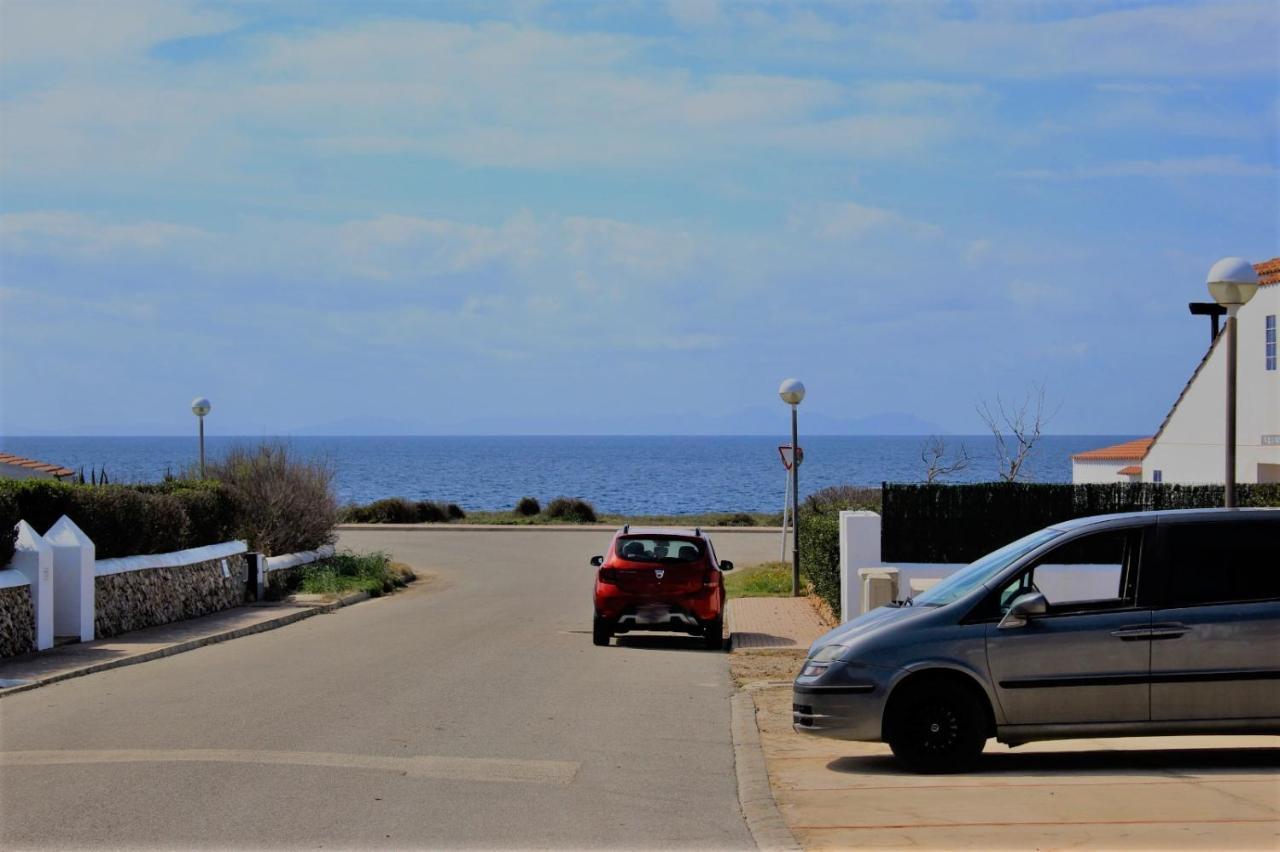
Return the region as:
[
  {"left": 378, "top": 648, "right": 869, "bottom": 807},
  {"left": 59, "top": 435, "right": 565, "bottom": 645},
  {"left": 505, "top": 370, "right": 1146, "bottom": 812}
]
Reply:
[
  {"left": 284, "top": 590, "right": 370, "bottom": 609},
  {"left": 731, "top": 690, "right": 802, "bottom": 851}
]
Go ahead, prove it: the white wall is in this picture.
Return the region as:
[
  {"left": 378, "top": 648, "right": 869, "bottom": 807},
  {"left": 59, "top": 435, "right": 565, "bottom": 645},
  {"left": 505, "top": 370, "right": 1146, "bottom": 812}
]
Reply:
[
  {"left": 838, "top": 512, "right": 1125, "bottom": 622},
  {"left": 1144, "top": 285, "right": 1280, "bottom": 484},
  {"left": 1071, "top": 459, "right": 1140, "bottom": 484}
]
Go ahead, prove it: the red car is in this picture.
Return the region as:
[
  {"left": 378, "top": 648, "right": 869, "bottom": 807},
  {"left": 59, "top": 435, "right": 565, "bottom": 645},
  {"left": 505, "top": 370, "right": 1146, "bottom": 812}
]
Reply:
[{"left": 591, "top": 526, "right": 734, "bottom": 650}]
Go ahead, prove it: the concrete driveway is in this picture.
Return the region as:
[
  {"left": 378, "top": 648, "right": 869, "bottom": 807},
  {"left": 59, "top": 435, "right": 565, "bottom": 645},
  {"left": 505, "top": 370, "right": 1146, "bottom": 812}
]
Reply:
[
  {"left": 0, "top": 527, "right": 778, "bottom": 849},
  {"left": 747, "top": 670, "right": 1280, "bottom": 850}
]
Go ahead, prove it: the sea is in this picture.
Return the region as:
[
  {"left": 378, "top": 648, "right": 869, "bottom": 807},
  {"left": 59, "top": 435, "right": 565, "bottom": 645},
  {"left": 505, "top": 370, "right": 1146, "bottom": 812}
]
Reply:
[{"left": 0, "top": 435, "right": 1135, "bottom": 515}]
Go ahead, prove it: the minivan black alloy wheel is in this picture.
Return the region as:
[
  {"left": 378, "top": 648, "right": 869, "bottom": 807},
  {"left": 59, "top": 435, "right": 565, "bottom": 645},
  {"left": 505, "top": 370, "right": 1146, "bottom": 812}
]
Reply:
[{"left": 887, "top": 683, "right": 986, "bottom": 773}]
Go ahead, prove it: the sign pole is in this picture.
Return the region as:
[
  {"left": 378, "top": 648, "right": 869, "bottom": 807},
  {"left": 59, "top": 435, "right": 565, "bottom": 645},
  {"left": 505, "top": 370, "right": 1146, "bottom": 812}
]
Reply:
[
  {"left": 780, "top": 469, "right": 791, "bottom": 562},
  {"left": 791, "top": 404, "right": 800, "bottom": 597}
]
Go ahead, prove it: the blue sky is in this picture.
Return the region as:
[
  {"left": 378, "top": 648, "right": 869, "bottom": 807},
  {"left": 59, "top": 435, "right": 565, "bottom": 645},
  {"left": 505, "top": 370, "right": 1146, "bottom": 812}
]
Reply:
[{"left": 1, "top": 0, "right": 1277, "bottom": 436}]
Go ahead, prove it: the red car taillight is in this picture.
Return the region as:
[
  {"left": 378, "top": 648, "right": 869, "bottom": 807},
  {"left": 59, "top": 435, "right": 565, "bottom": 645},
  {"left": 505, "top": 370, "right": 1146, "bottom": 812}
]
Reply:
[
  {"left": 599, "top": 568, "right": 620, "bottom": 585},
  {"left": 702, "top": 567, "right": 715, "bottom": 587}
]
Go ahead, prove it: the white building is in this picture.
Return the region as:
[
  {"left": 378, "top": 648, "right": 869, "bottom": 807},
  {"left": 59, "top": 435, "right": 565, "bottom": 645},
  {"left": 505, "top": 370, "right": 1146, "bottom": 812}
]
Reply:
[{"left": 1072, "top": 257, "right": 1280, "bottom": 485}]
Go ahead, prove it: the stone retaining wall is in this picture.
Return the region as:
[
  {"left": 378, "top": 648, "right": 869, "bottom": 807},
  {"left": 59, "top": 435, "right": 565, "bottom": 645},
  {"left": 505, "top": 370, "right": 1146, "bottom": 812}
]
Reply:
[
  {"left": 0, "top": 585, "right": 36, "bottom": 658},
  {"left": 95, "top": 553, "right": 248, "bottom": 638}
]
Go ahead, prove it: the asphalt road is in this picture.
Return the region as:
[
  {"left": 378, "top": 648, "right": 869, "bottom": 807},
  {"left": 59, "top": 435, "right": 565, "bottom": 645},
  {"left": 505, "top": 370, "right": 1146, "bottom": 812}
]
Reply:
[{"left": 0, "top": 527, "right": 780, "bottom": 849}]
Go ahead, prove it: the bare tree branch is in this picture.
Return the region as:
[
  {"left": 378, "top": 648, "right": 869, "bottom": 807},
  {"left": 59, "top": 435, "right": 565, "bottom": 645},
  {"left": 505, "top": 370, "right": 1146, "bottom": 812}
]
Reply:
[
  {"left": 977, "top": 383, "right": 1057, "bottom": 482},
  {"left": 921, "top": 435, "right": 971, "bottom": 483}
]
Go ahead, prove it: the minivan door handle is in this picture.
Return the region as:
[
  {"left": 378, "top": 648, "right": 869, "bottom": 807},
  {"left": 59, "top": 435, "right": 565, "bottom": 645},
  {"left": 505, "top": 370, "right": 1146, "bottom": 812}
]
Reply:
[
  {"left": 1110, "top": 625, "right": 1153, "bottom": 641},
  {"left": 1147, "top": 622, "right": 1190, "bottom": 640}
]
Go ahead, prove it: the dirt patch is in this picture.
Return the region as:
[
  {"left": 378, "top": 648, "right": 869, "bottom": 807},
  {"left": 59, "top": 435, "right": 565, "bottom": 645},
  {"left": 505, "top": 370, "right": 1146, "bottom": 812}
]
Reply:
[
  {"left": 805, "top": 591, "right": 837, "bottom": 628},
  {"left": 729, "top": 648, "right": 806, "bottom": 688}
]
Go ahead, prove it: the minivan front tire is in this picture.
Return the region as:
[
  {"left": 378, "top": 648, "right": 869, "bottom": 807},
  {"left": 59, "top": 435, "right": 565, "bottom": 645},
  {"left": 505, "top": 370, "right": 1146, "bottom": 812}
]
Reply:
[{"left": 887, "top": 682, "right": 987, "bottom": 773}]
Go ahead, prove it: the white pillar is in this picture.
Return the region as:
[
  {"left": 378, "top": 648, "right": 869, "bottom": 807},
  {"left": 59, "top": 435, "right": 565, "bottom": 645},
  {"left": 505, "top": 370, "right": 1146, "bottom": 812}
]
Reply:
[
  {"left": 839, "top": 510, "right": 882, "bottom": 622},
  {"left": 13, "top": 521, "right": 54, "bottom": 651},
  {"left": 45, "top": 515, "right": 96, "bottom": 643}
]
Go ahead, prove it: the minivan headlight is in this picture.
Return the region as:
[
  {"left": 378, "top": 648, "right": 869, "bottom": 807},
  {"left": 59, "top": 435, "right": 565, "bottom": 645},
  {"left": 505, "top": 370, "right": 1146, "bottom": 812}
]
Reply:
[{"left": 799, "top": 643, "right": 846, "bottom": 678}]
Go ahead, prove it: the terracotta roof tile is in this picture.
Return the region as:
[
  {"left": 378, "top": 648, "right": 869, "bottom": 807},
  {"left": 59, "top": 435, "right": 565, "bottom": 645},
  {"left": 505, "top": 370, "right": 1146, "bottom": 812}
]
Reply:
[
  {"left": 1071, "top": 437, "right": 1154, "bottom": 461},
  {"left": 0, "top": 452, "right": 75, "bottom": 478},
  {"left": 1117, "top": 465, "right": 1143, "bottom": 476},
  {"left": 1257, "top": 257, "right": 1280, "bottom": 287}
]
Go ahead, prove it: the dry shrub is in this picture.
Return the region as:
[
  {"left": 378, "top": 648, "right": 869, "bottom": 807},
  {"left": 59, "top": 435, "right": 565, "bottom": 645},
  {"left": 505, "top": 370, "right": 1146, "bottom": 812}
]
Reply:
[
  {"left": 802, "top": 484, "right": 881, "bottom": 516},
  {"left": 514, "top": 496, "right": 541, "bottom": 516},
  {"left": 208, "top": 443, "right": 338, "bottom": 556},
  {"left": 544, "top": 497, "right": 597, "bottom": 523}
]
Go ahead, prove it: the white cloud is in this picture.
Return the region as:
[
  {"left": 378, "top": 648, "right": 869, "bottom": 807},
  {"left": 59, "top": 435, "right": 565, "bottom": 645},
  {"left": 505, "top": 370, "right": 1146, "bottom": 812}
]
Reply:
[
  {"left": 1008, "top": 279, "right": 1069, "bottom": 308},
  {"left": 734, "top": 1, "right": 1278, "bottom": 78},
  {"left": 0, "top": 15, "right": 961, "bottom": 179},
  {"left": 0, "top": 0, "right": 238, "bottom": 68},
  {"left": 1005, "top": 156, "right": 1276, "bottom": 180},
  {"left": 667, "top": 0, "right": 721, "bottom": 30},
  {"left": 0, "top": 211, "right": 211, "bottom": 258},
  {"left": 792, "top": 201, "right": 942, "bottom": 242}
]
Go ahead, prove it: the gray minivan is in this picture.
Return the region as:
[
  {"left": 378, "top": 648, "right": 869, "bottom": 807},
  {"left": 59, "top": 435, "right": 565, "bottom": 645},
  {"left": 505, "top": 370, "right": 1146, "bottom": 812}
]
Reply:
[{"left": 792, "top": 508, "right": 1279, "bottom": 772}]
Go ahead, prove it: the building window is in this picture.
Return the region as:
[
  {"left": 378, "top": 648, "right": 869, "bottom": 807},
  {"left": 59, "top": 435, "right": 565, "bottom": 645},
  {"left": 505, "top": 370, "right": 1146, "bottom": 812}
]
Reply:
[
  {"left": 1153, "top": 470, "right": 1163, "bottom": 483},
  {"left": 1267, "top": 315, "right": 1276, "bottom": 371}
]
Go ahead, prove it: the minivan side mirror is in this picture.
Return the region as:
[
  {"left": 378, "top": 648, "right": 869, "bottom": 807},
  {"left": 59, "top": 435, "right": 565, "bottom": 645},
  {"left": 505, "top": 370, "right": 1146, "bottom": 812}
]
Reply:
[
  {"left": 719, "top": 560, "right": 734, "bottom": 572},
  {"left": 590, "top": 555, "right": 604, "bottom": 567},
  {"left": 998, "top": 591, "right": 1048, "bottom": 630}
]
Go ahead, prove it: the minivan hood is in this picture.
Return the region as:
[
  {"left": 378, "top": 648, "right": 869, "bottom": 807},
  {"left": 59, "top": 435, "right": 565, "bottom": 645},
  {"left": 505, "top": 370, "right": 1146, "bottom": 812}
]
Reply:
[{"left": 806, "top": 604, "right": 933, "bottom": 657}]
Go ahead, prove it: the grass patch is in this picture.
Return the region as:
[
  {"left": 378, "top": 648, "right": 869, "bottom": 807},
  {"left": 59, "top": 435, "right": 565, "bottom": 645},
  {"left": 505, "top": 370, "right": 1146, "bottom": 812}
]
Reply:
[
  {"left": 724, "top": 561, "right": 802, "bottom": 598},
  {"left": 294, "top": 551, "right": 415, "bottom": 597}
]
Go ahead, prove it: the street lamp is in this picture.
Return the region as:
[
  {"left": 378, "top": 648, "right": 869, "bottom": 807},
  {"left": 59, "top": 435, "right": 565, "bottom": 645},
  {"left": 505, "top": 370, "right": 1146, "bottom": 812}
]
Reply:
[
  {"left": 1206, "top": 258, "right": 1258, "bottom": 508},
  {"left": 191, "top": 397, "right": 212, "bottom": 478},
  {"left": 778, "top": 378, "right": 805, "bottom": 596}
]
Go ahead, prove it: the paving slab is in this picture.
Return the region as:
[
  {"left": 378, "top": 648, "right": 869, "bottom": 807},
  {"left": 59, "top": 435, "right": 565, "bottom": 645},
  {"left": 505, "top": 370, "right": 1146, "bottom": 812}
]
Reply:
[{"left": 729, "top": 596, "right": 832, "bottom": 651}]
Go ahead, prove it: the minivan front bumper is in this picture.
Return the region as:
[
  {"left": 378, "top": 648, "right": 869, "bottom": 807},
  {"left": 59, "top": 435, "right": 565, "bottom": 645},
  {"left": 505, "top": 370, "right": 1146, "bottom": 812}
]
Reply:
[{"left": 792, "top": 680, "right": 888, "bottom": 742}]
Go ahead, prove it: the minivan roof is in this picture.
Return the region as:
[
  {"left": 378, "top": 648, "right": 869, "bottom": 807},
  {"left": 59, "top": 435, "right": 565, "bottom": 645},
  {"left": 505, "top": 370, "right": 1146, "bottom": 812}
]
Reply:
[{"left": 1049, "top": 506, "right": 1279, "bottom": 532}]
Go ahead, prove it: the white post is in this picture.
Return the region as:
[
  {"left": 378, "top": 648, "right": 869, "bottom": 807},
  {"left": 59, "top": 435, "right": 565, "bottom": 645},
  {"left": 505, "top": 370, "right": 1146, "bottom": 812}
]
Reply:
[
  {"left": 13, "top": 521, "right": 54, "bottom": 651},
  {"left": 839, "top": 510, "right": 882, "bottom": 622},
  {"left": 45, "top": 515, "right": 96, "bottom": 643}
]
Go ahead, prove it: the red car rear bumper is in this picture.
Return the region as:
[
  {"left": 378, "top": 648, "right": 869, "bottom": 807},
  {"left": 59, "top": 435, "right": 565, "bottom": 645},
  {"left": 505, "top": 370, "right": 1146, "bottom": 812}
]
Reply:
[{"left": 593, "top": 583, "right": 722, "bottom": 623}]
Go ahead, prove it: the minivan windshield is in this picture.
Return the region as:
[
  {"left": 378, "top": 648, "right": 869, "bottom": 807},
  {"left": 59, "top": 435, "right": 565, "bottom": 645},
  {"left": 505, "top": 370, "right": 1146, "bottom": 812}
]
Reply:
[{"left": 910, "top": 528, "right": 1062, "bottom": 606}]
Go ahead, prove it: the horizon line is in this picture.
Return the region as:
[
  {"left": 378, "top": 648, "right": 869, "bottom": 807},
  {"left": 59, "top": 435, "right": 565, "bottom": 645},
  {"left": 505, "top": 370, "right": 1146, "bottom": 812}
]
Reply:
[{"left": 1, "top": 432, "right": 1143, "bottom": 439}]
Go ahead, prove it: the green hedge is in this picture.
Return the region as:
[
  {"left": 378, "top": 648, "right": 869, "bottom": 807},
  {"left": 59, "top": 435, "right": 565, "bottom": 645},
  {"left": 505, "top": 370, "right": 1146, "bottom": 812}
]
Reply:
[
  {"left": 799, "top": 513, "right": 842, "bottom": 620},
  {"left": 0, "top": 490, "right": 18, "bottom": 568},
  {"left": 0, "top": 479, "right": 239, "bottom": 562},
  {"left": 882, "top": 482, "right": 1280, "bottom": 564}
]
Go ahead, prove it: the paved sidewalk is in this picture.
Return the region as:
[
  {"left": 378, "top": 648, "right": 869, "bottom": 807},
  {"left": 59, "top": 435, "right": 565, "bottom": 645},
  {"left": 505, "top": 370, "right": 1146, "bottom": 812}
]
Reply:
[
  {"left": 0, "top": 600, "right": 353, "bottom": 697},
  {"left": 728, "top": 596, "right": 832, "bottom": 651}
]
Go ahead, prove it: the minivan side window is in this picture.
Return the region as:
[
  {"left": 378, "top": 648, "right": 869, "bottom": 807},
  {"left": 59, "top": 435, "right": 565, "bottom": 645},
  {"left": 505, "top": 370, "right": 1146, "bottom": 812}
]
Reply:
[
  {"left": 1165, "top": 521, "right": 1280, "bottom": 606},
  {"left": 995, "top": 529, "right": 1140, "bottom": 614}
]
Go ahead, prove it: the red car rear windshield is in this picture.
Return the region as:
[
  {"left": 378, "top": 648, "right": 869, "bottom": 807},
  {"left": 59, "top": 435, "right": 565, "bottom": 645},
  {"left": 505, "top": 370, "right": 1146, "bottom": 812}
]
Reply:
[{"left": 615, "top": 537, "right": 704, "bottom": 563}]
